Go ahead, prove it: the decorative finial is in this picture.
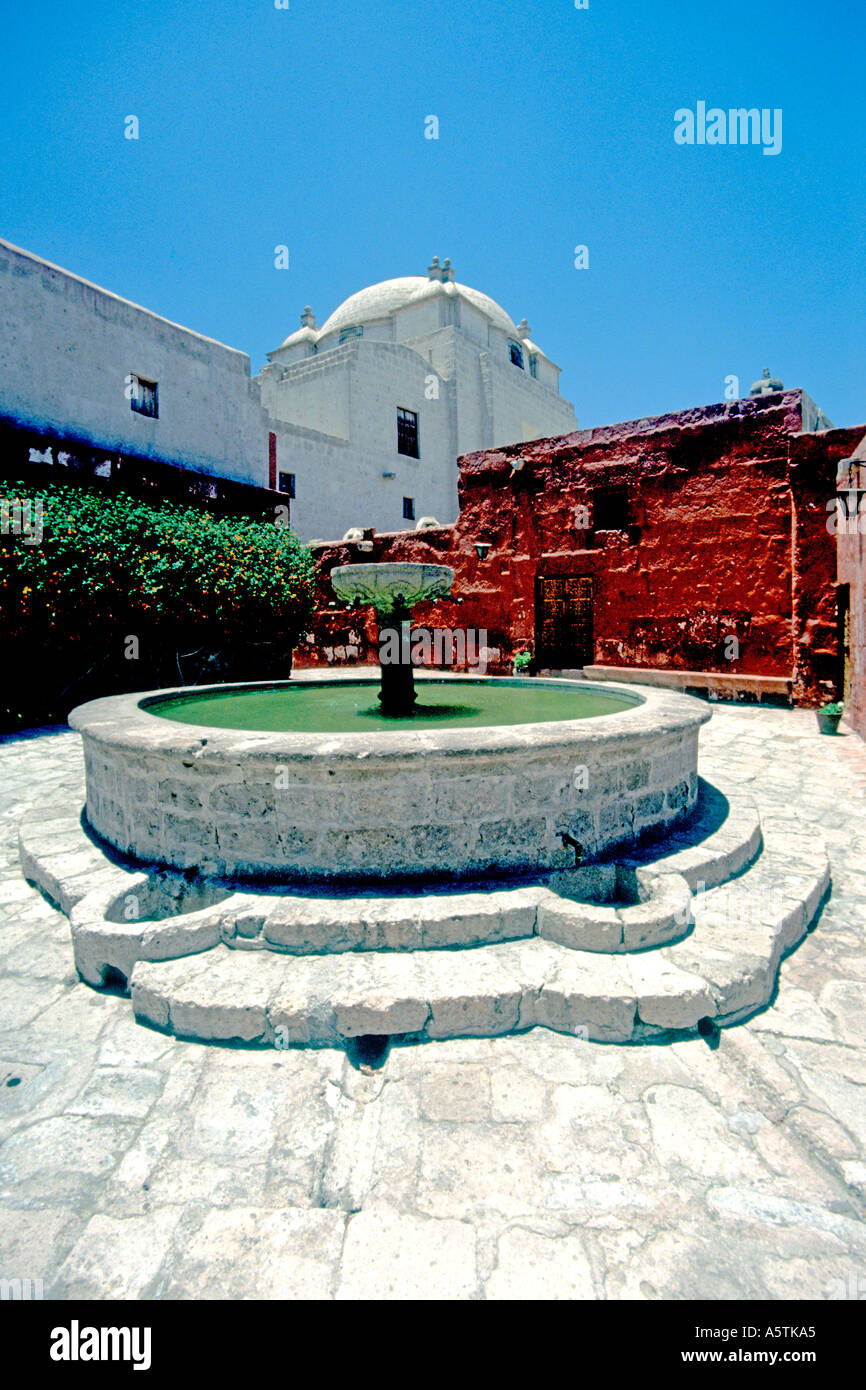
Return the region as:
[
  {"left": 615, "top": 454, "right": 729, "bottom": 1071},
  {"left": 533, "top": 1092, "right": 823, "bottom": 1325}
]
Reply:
[
  {"left": 749, "top": 366, "right": 784, "bottom": 397},
  {"left": 300, "top": 306, "right": 317, "bottom": 328},
  {"left": 427, "top": 255, "right": 455, "bottom": 283},
  {"left": 517, "top": 318, "right": 531, "bottom": 340}
]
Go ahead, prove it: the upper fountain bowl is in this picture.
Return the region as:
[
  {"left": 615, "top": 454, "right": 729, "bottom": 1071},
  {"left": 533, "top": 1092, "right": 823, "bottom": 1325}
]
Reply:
[{"left": 331, "top": 562, "right": 454, "bottom": 610}]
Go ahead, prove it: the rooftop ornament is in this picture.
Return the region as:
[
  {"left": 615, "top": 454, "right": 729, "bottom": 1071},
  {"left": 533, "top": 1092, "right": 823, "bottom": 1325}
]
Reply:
[{"left": 749, "top": 367, "right": 784, "bottom": 397}]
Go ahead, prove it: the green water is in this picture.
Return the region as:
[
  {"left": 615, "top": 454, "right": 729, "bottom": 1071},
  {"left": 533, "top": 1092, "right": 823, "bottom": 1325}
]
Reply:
[{"left": 146, "top": 680, "right": 636, "bottom": 734}]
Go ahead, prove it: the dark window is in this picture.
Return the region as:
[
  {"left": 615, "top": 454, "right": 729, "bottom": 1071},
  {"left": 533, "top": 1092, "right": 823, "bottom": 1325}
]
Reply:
[
  {"left": 278, "top": 472, "right": 295, "bottom": 498},
  {"left": 529, "top": 354, "right": 538, "bottom": 379},
  {"left": 128, "top": 375, "right": 158, "bottom": 418},
  {"left": 593, "top": 486, "right": 630, "bottom": 532},
  {"left": 509, "top": 342, "right": 525, "bottom": 369},
  {"left": 397, "top": 407, "right": 419, "bottom": 458},
  {"left": 403, "top": 496, "right": 415, "bottom": 521}
]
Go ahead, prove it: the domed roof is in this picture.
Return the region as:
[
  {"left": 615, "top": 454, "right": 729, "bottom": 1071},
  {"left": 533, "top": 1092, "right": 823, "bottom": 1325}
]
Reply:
[{"left": 316, "top": 273, "right": 521, "bottom": 340}]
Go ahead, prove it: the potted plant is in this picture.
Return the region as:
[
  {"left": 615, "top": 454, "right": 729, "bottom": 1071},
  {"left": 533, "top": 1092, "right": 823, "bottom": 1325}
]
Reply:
[
  {"left": 816, "top": 701, "right": 844, "bottom": 735},
  {"left": 512, "top": 648, "right": 533, "bottom": 677}
]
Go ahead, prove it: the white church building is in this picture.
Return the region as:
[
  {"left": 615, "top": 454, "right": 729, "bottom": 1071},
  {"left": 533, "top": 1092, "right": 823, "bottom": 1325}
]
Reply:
[
  {"left": 0, "top": 239, "right": 577, "bottom": 539},
  {"left": 259, "top": 257, "right": 577, "bottom": 539}
]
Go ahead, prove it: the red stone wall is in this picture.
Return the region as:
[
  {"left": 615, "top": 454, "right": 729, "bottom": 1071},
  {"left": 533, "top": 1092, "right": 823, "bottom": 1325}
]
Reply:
[
  {"left": 297, "top": 392, "right": 862, "bottom": 709},
  {"left": 789, "top": 426, "right": 865, "bottom": 705}
]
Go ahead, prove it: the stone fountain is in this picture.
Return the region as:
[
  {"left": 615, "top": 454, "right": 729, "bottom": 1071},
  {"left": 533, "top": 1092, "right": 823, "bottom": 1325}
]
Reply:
[
  {"left": 330, "top": 561, "right": 455, "bottom": 716},
  {"left": 18, "top": 558, "right": 829, "bottom": 1050}
]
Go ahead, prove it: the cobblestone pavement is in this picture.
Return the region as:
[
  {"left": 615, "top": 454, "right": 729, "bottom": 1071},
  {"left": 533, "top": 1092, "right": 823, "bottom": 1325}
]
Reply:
[{"left": 1, "top": 705, "right": 865, "bottom": 1301}]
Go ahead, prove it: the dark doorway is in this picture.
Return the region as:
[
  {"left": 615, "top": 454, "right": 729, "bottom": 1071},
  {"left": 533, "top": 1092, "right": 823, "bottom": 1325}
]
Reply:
[
  {"left": 535, "top": 575, "right": 594, "bottom": 668},
  {"left": 837, "top": 582, "right": 851, "bottom": 703}
]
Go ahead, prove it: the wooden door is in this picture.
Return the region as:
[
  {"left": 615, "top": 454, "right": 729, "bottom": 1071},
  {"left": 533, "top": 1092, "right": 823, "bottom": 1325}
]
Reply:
[{"left": 535, "top": 575, "right": 594, "bottom": 668}]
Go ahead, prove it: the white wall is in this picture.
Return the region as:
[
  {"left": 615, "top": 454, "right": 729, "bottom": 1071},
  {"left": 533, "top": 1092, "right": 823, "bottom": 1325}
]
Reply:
[
  {"left": 0, "top": 239, "right": 269, "bottom": 486},
  {"left": 259, "top": 346, "right": 352, "bottom": 440},
  {"left": 269, "top": 338, "right": 456, "bottom": 540}
]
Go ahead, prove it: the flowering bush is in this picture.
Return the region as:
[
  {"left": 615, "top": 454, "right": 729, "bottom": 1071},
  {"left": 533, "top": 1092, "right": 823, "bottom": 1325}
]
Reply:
[{"left": 0, "top": 481, "right": 315, "bottom": 729}]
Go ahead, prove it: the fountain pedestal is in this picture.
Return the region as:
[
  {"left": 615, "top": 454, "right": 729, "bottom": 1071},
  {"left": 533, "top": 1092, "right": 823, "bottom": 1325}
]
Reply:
[
  {"left": 377, "top": 602, "right": 417, "bottom": 716},
  {"left": 330, "top": 562, "right": 456, "bottom": 717}
]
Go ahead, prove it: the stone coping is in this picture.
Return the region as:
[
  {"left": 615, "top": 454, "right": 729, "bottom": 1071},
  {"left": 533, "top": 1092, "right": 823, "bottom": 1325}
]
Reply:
[{"left": 68, "top": 673, "right": 710, "bottom": 764}]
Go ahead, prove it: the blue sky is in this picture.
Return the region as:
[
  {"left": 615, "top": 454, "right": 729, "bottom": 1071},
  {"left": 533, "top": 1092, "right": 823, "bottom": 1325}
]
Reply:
[{"left": 2, "top": 0, "right": 863, "bottom": 430}]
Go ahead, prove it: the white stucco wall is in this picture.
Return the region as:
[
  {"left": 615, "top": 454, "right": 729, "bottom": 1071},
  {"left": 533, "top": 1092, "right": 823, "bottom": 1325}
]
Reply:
[
  {"left": 0, "top": 239, "right": 269, "bottom": 486},
  {"left": 266, "top": 338, "right": 457, "bottom": 540}
]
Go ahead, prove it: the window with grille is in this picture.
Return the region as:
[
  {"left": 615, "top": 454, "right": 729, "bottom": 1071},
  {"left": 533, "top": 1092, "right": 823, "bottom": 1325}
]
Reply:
[
  {"left": 592, "top": 485, "right": 630, "bottom": 532},
  {"left": 397, "top": 407, "right": 419, "bottom": 458},
  {"left": 128, "top": 375, "right": 158, "bottom": 418},
  {"left": 278, "top": 472, "right": 295, "bottom": 498}
]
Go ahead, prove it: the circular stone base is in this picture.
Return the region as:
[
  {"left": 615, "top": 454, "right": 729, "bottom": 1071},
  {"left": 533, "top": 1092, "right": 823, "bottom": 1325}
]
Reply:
[
  {"left": 68, "top": 675, "right": 710, "bottom": 882},
  {"left": 18, "top": 776, "right": 830, "bottom": 1045}
]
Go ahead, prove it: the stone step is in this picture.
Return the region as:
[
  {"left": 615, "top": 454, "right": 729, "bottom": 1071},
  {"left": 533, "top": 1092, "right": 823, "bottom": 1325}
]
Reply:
[
  {"left": 129, "top": 819, "right": 829, "bottom": 1045},
  {"left": 20, "top": 775, "right": 762, "bottom": 986},
  {"left": 619, "top": 777, "right": 761, "bottom": 890}
]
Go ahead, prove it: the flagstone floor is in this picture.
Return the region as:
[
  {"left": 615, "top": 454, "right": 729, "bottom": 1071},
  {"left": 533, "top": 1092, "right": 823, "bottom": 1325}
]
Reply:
[{"left": 1, "top": 703, "right": 865, "bottom": 1301}]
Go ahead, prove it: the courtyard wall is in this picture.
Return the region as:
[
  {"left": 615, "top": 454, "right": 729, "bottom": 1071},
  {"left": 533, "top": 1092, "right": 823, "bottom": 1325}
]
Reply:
[
  {"left": 298, "top": 392, "right": 863, "bottom": 710},
  {"left": 0, "top": 238, "right": 270, "bottom": 487}
]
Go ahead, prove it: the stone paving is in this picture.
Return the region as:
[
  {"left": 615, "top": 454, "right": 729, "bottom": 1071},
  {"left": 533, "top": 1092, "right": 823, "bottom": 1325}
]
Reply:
[{"left": 1, "top": 704, "right": 865, "bottom": 1300}]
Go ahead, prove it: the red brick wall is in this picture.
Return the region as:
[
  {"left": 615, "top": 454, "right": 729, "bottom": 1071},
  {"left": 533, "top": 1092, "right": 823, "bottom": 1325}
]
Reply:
[{"left": 298, "top": 392, "right": 862, "bottom": 708}]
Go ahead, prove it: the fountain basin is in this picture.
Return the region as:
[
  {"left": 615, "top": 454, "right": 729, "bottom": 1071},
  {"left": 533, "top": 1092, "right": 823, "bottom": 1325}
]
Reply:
[
  {"left": 330, "top": 561, "right": 454, "bottom": 610},
  {"left": 68, "top": 674, "right": 710, "bottom": 882}
]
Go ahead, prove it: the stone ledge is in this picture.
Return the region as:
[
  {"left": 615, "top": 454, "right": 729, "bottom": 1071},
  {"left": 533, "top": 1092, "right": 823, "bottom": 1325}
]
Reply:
[
  {"left": 583, "top": 666, "right": 793, "bottom": 703},
  {"left": 17, "top": 769, "right": 828, "bottom": 1047}
]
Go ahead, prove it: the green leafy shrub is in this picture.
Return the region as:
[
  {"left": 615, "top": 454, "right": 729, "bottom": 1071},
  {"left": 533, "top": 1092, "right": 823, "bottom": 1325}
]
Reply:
[{"left": 0, "top": 481, "right": 315, "bottom": 729}]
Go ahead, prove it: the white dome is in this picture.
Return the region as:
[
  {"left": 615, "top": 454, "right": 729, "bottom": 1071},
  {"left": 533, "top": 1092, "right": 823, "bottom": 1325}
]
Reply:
[{"left": 316, "top": 275, "right": 521, "bottom": 340}]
